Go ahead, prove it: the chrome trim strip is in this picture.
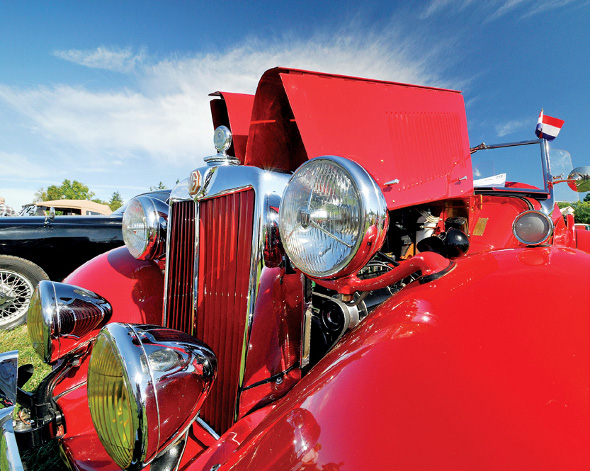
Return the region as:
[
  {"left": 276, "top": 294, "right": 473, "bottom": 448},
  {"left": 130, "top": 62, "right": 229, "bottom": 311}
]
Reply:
[
  {"left": 195, "top": 416, "right": 220, "bottom": 441},
  {"left": 52, "top": 381, "right": 87, "bottom": 401},
  {"left": 192, "top": 165, "right": 292, "bottom": 424}
]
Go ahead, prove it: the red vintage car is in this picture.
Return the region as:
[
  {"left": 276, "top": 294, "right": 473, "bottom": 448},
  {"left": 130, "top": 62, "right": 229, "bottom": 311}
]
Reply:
[{"left": 1, "top": 68, "right": 589, "bottom": 470}]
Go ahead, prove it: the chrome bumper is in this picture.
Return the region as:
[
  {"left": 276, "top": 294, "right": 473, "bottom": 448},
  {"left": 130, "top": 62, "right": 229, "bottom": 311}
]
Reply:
[{"left": 0, "top": 351, "right": 24, "bottom": 471}]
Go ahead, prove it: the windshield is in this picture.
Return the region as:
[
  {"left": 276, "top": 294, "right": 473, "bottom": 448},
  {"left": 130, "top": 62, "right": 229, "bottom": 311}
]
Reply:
[
  {"left": 470, "top": 140, "right": 579, "bottom": 203},
  {"left": 471, "top": 140, "right": 546, "bottom": 192}
]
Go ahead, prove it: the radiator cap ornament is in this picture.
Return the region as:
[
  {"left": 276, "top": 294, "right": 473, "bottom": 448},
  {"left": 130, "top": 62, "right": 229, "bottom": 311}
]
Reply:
[{"left": 205, "top": 126, "right": 240, "bottom": 166}]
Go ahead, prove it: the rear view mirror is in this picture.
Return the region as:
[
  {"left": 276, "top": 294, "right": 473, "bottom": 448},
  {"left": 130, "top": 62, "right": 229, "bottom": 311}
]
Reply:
[{"left": 567, "top": 166, "right": 590, "bottom": 193}]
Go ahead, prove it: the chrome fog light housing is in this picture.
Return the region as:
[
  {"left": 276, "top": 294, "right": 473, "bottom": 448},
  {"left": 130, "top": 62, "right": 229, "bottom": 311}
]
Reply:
[
  {"left": 513, "top": 210, "right": 554, "bottom": 245},
  {"left": 122, "top": 196, "right": 169, "bottom": 260},
  {"left": 279, "top": 156, "right": 389, "bottom": 278},
  {"left": 87, "top": 323, "right": 217, "bottom": 470},
  {"left": 28, "top": 281, "right": 111, "bottom": 364}
]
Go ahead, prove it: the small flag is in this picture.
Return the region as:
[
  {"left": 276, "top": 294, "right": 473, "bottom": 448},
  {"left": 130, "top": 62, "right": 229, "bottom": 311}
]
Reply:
[{"left": 535, "top": 109, "right": 564, "bottom": 140}]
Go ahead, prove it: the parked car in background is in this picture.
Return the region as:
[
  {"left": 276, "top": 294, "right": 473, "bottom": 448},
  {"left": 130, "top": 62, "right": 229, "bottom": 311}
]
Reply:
[
  {"left": 0, "top": 190, "right": 170, "bottom": 329},
  {"left": 19, "top": 199, "right": 112, "bottom": 216},
  {"left": 3, "top": 68, "right": 590, "bottom": 470}
]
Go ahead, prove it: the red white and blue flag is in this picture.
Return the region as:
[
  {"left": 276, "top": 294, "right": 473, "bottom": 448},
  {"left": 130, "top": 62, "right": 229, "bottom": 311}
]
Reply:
[{"left": 535, "top": 110, "right": 564, "bottom": 140}]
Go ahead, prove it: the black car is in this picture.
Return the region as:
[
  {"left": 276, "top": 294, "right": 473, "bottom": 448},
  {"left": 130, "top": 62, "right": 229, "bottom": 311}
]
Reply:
[{"left": 0, "top": 190, "right": 170, "bottom": 329}]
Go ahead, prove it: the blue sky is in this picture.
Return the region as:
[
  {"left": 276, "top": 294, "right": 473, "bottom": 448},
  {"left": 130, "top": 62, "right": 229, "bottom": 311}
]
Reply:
[{"left": 1, "top": 0, "right": 589, "bottom": 209}]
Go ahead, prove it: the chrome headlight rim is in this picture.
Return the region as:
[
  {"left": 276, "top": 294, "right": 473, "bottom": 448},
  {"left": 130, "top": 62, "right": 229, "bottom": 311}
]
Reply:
[
  {"left": 512, "top": 210, "right": 554, "bottom": 246},
  {"left": 88, "top": 324, "right": 151, "bottom": 469},
  {"left": 27, "top": 281, "right": 56, "bottom": 364},
  {"left": 122, "top": 196, "right": 168, "bottom": 261},
  {"left": 28, "top": 281, "right": 112, "bottom": 364},
  {"left": 279, "top": 155, "right": 389, "bottom": 279},
  {"left": 88, "top": 323, "right": 217, "bottom": 470}
]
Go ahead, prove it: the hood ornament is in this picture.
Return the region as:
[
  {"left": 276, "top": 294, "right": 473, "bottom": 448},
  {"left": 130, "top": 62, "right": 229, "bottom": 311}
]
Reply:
[{"left": 204, "top": 125, "right": 240, "bottom": 166}]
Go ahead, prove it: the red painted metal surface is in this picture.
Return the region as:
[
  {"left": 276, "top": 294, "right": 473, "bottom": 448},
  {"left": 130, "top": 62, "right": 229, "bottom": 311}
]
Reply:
[
  {"left": 577, "top": 226, "right": 590, "bottom": 253},
  {"left": 467, "top": 194, "right": 534, "bottom": 253},
  {"left": 165, "top": 200, "right": 197, "bottom": 333},
  {"left": 239, "top": 266, "right": 303, "bottom": 389},
  {"left": 64, "top": 246, "right": 164, "bottom": 327},
  {"left": 244, "top": 68, "right": 473, "bottom": 210},
  {"left": 196, "top": 189, "right": 255, "bottom": 434},
  {"left": 55, "top": 247, "right": 165, "bottom": 469},
  {"left": 205, "top": 246, "right": 590, "bottom": 470},
  {"left": 210, "top": 92, "right": 255, "bottom": 162}
]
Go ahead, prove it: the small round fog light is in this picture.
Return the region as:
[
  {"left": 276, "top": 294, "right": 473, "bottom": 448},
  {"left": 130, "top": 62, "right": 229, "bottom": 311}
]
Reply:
[{"left": 512, "top": 211, "right": 553, "bottom": 245}]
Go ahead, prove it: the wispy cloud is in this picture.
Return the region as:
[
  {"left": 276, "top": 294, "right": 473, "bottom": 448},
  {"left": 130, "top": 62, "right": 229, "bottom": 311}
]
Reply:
[
  {"left": 53, "top": 46, "right": 146, "bottom": 73},
  {"left": 420, "top": 0, "right": 582, "bottom": 21},
  {"left": 0, "top": 26, "right": 454, "bottom": 173},
  {"left": 496, "top": 118, "right": 530, "bottom": 137},
  {"left": 0, "top": 151, "right": 49, "bottom": 179}
]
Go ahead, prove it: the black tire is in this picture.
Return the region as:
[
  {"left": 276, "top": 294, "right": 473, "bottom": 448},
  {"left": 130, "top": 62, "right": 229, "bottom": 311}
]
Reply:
[{"left": 0, "top": 255, "right": 49, "bottom": 330}]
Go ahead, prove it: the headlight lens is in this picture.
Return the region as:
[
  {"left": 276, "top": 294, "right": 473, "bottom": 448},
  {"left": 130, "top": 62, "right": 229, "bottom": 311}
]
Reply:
[
  {"left": 122, "top": 196, "right": 168, "bottom": 260},
  {"left": 279, "top": 156, "right": 388, "bottom": 278},
  {"left": 512, "top": 210, "right": 554, "bottom": 245},
  {"left": 28, "top": 281, "right": 111, "bottom": 364},
  {"left": 87, "top": 323, "right": 217, "bottom": 470}
]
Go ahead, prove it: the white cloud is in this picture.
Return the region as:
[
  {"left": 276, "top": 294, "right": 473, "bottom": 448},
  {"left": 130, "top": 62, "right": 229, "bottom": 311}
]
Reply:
[
  {"left": 53, "top": 46, "right": 146, "bottom": 73},
  {"left": 496, "top": 119, "right": 530, "bottom": 137},
  {"left": 0, "top": 151, "right": 49, "bottom": 179},
  {"left": 0, "top": 27, "right": 454, "bottom": 174}
]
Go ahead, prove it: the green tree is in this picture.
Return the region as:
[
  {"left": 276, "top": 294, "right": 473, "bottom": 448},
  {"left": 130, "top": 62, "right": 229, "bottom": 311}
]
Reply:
[
  {"left": 572, "top": 201, "right": 590, "bottom": 224},
  {"left": 109, "top": 191, "right": 124, "bottom": 211},
  {"left": 35, "top": 179, "right": 95, "bottom": 201},
  {"left": 584, "top": 193, "right": 590, "bottom": 203},
  {"left": 150, "top": 181, "right": 167, "bottom": 191}
]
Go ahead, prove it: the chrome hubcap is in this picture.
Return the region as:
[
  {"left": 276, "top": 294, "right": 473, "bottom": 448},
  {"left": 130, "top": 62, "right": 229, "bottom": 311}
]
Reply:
[{"left": 0, "top": 270, "right": 34, "bottom": 323}]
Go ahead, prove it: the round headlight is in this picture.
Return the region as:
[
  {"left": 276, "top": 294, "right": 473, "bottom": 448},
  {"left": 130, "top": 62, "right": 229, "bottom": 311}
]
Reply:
[
  {"left": 122, "top": 196, "right": 168, "bottom": 260},
  {"left": 512, "top": 210, "right": 554, "bottom": 245},
  {"left": 87, "top": 323, "right": 217, "bottom": 470},
  {"left": 279, "top": 156, "right": 389, "bottom": 279},
  {"left": 28, "top": 281, "right": 111, "bottom": 364}
]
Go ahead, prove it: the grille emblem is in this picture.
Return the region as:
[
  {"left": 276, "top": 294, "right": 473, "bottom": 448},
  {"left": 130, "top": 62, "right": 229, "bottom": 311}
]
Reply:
[{"left": 188, "top": 170, "right": 202, "bottom": 196}]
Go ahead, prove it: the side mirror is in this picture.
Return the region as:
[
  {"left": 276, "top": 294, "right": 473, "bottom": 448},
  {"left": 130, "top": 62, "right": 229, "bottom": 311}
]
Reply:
[
  {"left": 567, "top": 166, "right": 590, "bottom": 193},
  {"left": 44, "top": 207, "right": 56, "bottom": 224}
]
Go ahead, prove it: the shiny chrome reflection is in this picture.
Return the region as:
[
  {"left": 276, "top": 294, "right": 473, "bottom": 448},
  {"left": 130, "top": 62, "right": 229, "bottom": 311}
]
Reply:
[
  {"left": 279, "top": 156, "right": 389, "bottom": 279},
  {"left": 87, "top": 323, "right": 217, "bottom": 470},
  {"left": 512, "top": 210, "right": 554, "bottom": 246},
  {"left": 567, "top": 166, "right": 590, "bottom": 193},
  {"left": 123, "top": 195, "right": 169, "bottom": 260},
  {"left": 28, "top": 281, "right": 111, "bottom": 364}
]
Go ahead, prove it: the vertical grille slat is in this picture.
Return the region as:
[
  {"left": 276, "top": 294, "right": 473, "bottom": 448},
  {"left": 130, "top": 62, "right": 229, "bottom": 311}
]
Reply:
[
  {"left": 165, "top": 190, "right": 255, "bottom": 434},
  {"left": 165, "top": 201, "right": 196, "bottom": 334},
  {"left": 195, "top": 189, "right": 255, "bottom": 434}
]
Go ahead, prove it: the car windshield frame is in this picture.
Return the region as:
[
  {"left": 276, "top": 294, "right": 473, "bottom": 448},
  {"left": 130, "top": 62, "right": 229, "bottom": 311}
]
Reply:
[{"left": 470, "top": 138, "right": 551, "bottom": 197}]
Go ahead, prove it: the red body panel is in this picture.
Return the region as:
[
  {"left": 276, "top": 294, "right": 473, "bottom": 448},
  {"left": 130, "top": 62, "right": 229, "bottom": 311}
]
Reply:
[
  {"left": 244, "top": 68, "right": 473, "bottom": 210},
  {"left": 204, "top": 246, "right": 590, "bottom": 470},
  {"left": 210, "top": 92, "right": 254, "bottom": 162},
  {"left": 53, "top": 247, "right": 165, "bottom": 468}
]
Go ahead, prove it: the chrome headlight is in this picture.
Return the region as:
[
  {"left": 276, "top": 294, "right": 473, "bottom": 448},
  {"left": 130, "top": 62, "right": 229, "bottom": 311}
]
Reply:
[
  {"left": 512, "top": 210, "right": 554, "bottom": 245},
  {"left": 28, "top": 281, "right": 111, "bottom": 364},
  {"left": 87, "top": 323, "right": 217, "bottom": 470},
  {"left": 279, "top": 156, "right": 389, "bottom": 279},
  {"left": 122, "top": 196, "right": 168, "bottom": 260}
]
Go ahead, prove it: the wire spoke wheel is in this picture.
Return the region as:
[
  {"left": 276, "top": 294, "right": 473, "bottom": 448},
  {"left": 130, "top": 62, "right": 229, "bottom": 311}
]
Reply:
[{"left": 0, "top": 269, "right": 35, "bottom": 326}]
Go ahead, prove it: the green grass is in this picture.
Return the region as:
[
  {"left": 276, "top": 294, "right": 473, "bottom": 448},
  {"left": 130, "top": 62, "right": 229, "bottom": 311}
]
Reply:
[
  {"left": 0, "top": 325, "right": 68, "bottom": 471},
  {"left": 0, "top": 325, "right": 51, "bottom": 391}
]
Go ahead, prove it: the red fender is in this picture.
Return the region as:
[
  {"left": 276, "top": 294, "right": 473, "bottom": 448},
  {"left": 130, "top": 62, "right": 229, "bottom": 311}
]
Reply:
[
  {"left": 56, "top": 247, "right": 165, "bottom": 470},
  {"left": 201, "top": 246, "right": 590, "bottom": 471},
  {"left": 64, "top": 246, "right": 164, "bottom": 325}
]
